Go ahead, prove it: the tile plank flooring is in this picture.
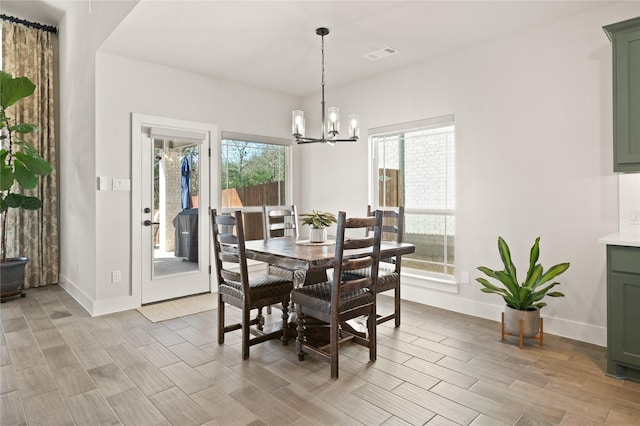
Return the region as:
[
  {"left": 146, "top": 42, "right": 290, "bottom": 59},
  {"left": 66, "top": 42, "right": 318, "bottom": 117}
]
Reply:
[{"left": 1, "top": 286, "right": 639, "bottom": 425}]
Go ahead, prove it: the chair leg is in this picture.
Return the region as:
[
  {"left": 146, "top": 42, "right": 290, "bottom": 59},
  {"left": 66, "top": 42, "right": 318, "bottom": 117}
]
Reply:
[
  {"left": 257, "top": 307, "right": 264, "bottom": 331},
  {"left": 295, "top": 305, "right": 306, "bottom": 361},
  {"left": 394, "top": 283, "right": 401, "bottom": 328},
  {"left": 218, "top": 295, "right": 225, "bottom": 344},
  {"left": 281, "top": 299, "right": 290, "bottom": 345},
  {"left": 242, "top": 306, "right": 250, "bottom": 360},
  {"left": 330, "top": 316, "right": 339, "bottom": 379},
  {"left": 369, "top": 306, "right": 377, "bottom": 362}
]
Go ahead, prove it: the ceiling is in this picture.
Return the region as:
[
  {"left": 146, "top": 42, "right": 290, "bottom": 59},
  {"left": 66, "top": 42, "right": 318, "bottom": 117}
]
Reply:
[{"left": 4, "top": 1, "right": 618, "bottom": 97}]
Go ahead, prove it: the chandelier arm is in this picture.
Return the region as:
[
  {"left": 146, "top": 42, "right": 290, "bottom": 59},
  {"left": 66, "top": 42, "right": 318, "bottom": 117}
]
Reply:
[{"left": 295, "top": 137, "right": 357, "bottom": 144}]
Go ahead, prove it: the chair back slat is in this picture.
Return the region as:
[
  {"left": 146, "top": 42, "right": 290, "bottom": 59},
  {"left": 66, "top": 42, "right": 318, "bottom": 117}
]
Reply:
[
  {"left": 366, "top": 205, "right": 404, "bottom": 244},
  {"left": 344, "top": 237, "right": 375, "bottom": 250},
  {"left": 342, "top": 256, "right": 375, "bottom": 272},
  {"left": 340, "top": 278, "right": 371, "bottom": 294},
  {"left": 267, "top": 222, "right": 295, "bottom": 232},
  {"left": 211, "top": 209, "right": 251, "bottom": 297},
  {"left": 216, "top": 215, "right": 237, "bottom": 226},
  {"left": 345, "top": 216, "right": 378, "bottom": 229},
  {"left": 219, "top": 252, "right": 239, "bottom": 264},
  {"left": 367, "top": 205, "right": 404, "bottom": 268},
  {"left": 268, "top": 208, "right": 294, "bottom": 217},
  {"left": 221, "top": 269, "right": 241, "bottom": 283},
  {"left": 218, "top": 234, "right": 239, "bottom": 245},
  {"left": 332, "top": 210, "right": 382, "bottom": 305},
  {"left": 263, "top": 205, "right": 299, "bottom": 239}
]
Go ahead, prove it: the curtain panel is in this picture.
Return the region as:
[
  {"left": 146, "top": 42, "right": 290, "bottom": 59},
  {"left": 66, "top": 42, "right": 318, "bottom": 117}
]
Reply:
[{"left": 2, "top": 21, "right": 59, "bottom": 288}]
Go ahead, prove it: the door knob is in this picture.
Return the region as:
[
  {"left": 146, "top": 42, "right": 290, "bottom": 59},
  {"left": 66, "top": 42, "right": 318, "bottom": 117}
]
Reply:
[{"left": 143, "top": 220, "right": 159, "bottom": 226}]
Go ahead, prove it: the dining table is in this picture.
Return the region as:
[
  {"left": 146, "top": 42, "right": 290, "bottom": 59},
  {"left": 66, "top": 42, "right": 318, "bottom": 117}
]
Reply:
[
  {"left": 244, "top": 236, "right": 416, "bottom": 341},
  {"left": 243, "top": 237, "right": 416, "bottom": 285}
]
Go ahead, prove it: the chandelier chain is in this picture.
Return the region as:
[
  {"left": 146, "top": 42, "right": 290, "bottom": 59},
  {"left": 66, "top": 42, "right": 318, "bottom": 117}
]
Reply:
[{"left": 321, "top": 33, "right": 325, "bottom": 89}]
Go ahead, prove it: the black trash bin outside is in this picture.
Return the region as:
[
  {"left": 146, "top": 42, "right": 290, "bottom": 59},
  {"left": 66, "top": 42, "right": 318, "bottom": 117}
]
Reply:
[{"left": 173, "top": 208, "right": 198, "bottom": 262}]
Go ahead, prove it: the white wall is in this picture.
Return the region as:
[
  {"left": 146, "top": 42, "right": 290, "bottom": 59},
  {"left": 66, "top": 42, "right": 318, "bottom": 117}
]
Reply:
[
  {"left": 296, "top": 2, "right": 640, "bottom": 346},
  {"left": 54, "top": 0, "right": 138, "bottom": 309},
  {"left": 87, "top": 52, "right": 298, "bottom": 314}
]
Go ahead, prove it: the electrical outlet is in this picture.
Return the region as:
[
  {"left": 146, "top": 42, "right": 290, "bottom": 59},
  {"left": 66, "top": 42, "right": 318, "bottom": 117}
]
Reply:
[
  {"left": 112, "top": 270, "right": 121, "bottom": 283},
  {"left": 112, "top": 178, "right": 131, "bottom": 191},
  {"left": 461, "top": 270, "right": 470, "bottom": 284},
  {"left": 97, "top": 176, "right": 108, "bottom": 191}
]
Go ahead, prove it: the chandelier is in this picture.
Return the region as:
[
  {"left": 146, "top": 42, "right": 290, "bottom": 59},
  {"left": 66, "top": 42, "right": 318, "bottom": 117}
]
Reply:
[{"left": 292, "top": 27, "right": 359, "bottom": 144}]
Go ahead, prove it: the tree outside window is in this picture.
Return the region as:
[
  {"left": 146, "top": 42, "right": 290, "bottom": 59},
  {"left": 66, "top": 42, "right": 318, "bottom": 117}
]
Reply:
[{"left": 221, "top": 138, "right": 289, "bottom": 239}]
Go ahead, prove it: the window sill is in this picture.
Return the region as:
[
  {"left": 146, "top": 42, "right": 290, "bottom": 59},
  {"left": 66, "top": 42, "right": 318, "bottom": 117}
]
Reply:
[{"left": 401, "top": 271, "right": 458, "bottom": 293}]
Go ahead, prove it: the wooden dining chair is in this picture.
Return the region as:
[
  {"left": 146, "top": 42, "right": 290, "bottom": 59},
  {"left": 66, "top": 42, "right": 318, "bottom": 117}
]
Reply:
[
  {"left": 262, "top": 205, "right": 299, "bottom": 239},
  {"left": 291, "top": 210, "right": 383, "bottom": 379},
  {"left": 262, "top": 205, "right": 306, "bottom": 313},
  {"left": 211, "top": 209, "right": 294, "bottom": 359},
  {"left": 343, "top": 205, "right": 405, "bottom": 327}
]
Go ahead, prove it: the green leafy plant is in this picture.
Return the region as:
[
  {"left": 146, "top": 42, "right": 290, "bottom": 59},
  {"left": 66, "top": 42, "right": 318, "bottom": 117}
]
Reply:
[
  {"left": 0, "top": 71, "right": 53, "bottom": 262},
  {"left": 475, "top": 236, "right": 570, "bottom": 310},
  {"left": 300, "top": 210, "right": 337, "bottom": 229}
]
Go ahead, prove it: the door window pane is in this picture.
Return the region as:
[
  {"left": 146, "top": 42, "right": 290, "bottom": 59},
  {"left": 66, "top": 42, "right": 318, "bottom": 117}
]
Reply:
[{"left": 153, "top": 139, "right": 200, "bottom": 277}]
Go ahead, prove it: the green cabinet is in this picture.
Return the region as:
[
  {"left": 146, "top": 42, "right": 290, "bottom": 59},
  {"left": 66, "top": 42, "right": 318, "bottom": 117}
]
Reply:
[
  {"left": 604, "top": 17, "right": 640, "bottom": 173},
  {"left": 606, "top": 245, "right": 640, "bottom": 380}
]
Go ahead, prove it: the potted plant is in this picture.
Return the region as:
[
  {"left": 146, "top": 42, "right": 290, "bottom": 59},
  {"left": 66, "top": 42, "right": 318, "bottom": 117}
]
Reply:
[
  {"left": 475, "top": 236, "right": 570, "bottom": 337},
  {"left": 300, "top": 210, "right": 337, "bottom": 243},
  {"left": 0, "top": 71, "right": 53, "bottom": 301}
]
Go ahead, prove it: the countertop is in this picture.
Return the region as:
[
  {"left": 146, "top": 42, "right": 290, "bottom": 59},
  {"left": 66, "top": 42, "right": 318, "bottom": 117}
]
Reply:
[{"left": 598, "top": 232, "right": 640, "bottom": 247}]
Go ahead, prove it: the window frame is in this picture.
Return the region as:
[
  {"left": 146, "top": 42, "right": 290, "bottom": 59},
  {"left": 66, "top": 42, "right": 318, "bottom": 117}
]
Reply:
[{"left": 369, "top": 115, "right": 455, "bottom": 281}]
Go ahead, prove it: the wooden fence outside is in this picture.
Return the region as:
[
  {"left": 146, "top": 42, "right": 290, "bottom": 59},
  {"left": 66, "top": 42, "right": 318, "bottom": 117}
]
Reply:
[{"left": 222, "top": 181, "right": 285, "bottom": 239}]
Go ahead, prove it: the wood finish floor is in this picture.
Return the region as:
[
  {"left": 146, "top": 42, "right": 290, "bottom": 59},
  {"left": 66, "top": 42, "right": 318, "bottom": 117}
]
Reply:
[{"left": 1, "top": 285, "right": 639, "bottom": 426}]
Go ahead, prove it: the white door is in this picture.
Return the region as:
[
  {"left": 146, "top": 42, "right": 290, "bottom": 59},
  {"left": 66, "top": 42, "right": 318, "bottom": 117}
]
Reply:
[{"left": 133, "top": 115, "right": 215, "bottom": 304}]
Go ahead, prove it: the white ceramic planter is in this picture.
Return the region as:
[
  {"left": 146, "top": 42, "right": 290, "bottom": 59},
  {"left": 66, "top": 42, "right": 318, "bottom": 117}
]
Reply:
[
  {"left": 309, "top": 228, "right": 327, "bottom": 243},
  {"left": 504, "top": 305, "right": 540, "bottom": 337}
]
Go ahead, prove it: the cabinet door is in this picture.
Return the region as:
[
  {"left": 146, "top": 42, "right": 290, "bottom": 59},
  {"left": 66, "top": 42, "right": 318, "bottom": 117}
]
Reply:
[
  {"left": 605, "top": 17, "right": 640, "bottom": 172},
  {"left": 613, "top": 28, "right": 640, "bottom": 172},
  {"left": 609, "top": 272, "right": 640, "bottom": 367}
]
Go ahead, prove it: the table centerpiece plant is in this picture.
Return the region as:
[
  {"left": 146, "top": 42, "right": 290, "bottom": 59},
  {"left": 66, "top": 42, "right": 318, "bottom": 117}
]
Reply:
[{"left": 300, "top": 210, "right": 337, "bottom": 243}]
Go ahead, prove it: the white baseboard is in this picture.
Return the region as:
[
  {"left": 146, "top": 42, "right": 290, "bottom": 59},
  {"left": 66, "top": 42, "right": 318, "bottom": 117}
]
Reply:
[
  {"left": 401, "top": 282, "right": 606, "bottom": 347},
  {"left": 58, "top": 274, "right": 140, "bottom": 317},
  {"left": 58, "top": 274, "right": 95, "bottom": 315}
]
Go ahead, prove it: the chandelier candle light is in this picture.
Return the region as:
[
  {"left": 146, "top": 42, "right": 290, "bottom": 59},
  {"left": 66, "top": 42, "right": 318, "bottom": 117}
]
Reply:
[{"left": 292, "top": 27, "right": 359, "bottom": 144}]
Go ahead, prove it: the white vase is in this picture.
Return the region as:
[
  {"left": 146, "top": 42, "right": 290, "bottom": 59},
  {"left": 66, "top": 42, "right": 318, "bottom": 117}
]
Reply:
[
  {"left": 309, "top": 228, "right": 327, "bottom": 243},
  {"left": 504, "top": 305, "right": 540, "bottom": 337}
]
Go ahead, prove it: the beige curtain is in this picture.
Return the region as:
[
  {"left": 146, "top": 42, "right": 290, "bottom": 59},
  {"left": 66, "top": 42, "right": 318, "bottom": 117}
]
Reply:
[{"left": 2, "top": 21, "right": 58, "bottom": 288}]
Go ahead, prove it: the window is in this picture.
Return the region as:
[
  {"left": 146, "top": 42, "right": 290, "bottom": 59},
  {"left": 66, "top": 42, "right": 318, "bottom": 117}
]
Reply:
[
  {"left": 370, "top": 115, "right": 455, "bottom": 277},
  {"left": 220, "top": 132, "right": 291, "bottom": 240}
]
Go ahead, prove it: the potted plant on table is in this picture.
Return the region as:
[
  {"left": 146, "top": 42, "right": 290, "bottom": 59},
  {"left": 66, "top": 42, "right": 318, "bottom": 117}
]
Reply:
[
  {"left": 0, "top": 71, "right": 53, "bottom": 301},
  {"left": 475, "top": 236, "right": 570, "bottom": 338},
  {"left": 300, "top": 210, "right": 337, "bottom": 243}
]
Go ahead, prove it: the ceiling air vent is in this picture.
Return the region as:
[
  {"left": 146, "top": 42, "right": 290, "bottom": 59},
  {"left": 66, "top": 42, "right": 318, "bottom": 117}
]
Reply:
[{"left": 364, "top": 47, "right": 399, "bottom": 61}]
